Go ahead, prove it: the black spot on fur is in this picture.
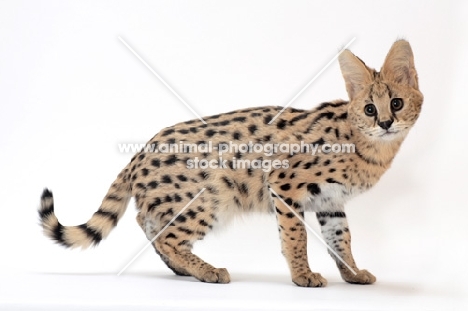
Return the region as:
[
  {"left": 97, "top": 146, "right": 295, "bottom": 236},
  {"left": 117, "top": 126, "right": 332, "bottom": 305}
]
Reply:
[
  {"left": 206, "top": 185, "right": 218, "bottom": 194},
  {"left": 233, "top": 132, "right": 242, "bottom": 140},
  {"left": 187, "top": 209, "right": 197, "bottom": 219},
  {"left": 248, "top": 124, "right": 257, "bottom": 134},
  {"left": 161, "top": 128, "right": 175, "bottom": 136},
  {"left": 276, "top": 119, "right": 287, "bottom": 129},
  {"left": 307, "top": 183, "right": 321, "bottom": 195},
  {"left": 317, "top": 101, "right": 347, "bottom": 110},
  {"left": 292, "top": 161, "right": 302, "bottom": 168},
  {"left": 264, "top": 114, "right": 273, "bottom": 124},
  {"left": 177, "top": 175, "right": 188, "bottom": 182},
  {"left": 205, "top": 129, "right": 216, "bottom": 137},
  {"left": 164, "top": 155, "right": 178, "bottom": 165},
  {"left": 148, "top": 181, "right": 159, "bottom": 189},
  {"left": 326, "top": 178, "right": 341, "bottom": 184},
  {"left": 232, "top": 116, "right": 246, "bottom": 122},
  {"left": 280, "top": 184, "right": 291, "bottom": 191},
  {"left": 334, "top": 128, "right": 340, "bottom": 139},
  {"left": 306, "top": 112, "right": 335, "bottom": 132},
  {"left": 238, "top": 183, "right": 249, "bottom": 196},
  {"left": 222, "top": 176, "right": 235, "bottom": 189},
  {"left": 166, "top": 233, "right": 177, "bottom": 239},
  {"left": 135, "top": 183, "right": 146, "bottom": 190},
  {"left": 336, "top": 112, "right": 348, "bottom": 120},
  {"left": 148, "top": 198, "right": 162, "bottom": 212},
  {"left": 199, "top": 219, "right": 209, "bottom": 226},
  {"left": 161, "top": 175, "right": 172, "bottom": 183},
  {"left": 174, "top": 194, "right": 182, "bottom": 202},
  {"left": 312, "top": 137, "right": 325, "bottom": 145},
  {"left": 289, "top": 112, "right": 310, "bottom": 125},
  {"left": 199, "top": 171, "right": 209, "bottom": 180},
  {"left": 258, "top": 188, "right": 264, "bottom": 201}
]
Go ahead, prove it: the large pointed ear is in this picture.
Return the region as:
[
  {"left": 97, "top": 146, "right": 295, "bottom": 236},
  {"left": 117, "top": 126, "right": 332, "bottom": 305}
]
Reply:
[
  {"left": 380, "top": 40, "right": 419, "bottom": 89},
  {"left": 338, "top": 50, "right": 373, "bottom": 100}
]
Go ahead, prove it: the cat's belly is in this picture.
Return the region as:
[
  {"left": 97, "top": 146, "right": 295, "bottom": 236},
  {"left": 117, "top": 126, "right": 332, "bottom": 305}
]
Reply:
[{"left": 305, "top": 183, "right": 363, "bottom": 212}]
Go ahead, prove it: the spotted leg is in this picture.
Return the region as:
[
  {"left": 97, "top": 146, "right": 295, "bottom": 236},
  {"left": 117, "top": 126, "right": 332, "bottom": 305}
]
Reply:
[
  {"left": 274, "top": 197, "right": 327, "bottom": 287},
  {"left": 316, "top": 211, "right": 376, "bottom": 284}
]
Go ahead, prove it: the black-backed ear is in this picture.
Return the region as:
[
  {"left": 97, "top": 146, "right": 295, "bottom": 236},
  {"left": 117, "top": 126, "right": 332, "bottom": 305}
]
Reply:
[
  {"left": 380, "top": 40, "right": 419, "bottom": 90},
  {"left": 338, "top": 50, "right": 373, "bottom": 100}
]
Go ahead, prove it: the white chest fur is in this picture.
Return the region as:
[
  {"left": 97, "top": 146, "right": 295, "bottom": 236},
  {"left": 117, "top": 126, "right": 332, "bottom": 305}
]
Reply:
[{"left": 305, "top": 183, "right": 363, "bottom": 212}]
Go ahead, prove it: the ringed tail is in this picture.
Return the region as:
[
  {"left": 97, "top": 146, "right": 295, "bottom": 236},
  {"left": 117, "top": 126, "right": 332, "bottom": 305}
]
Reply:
[{"left": 38, "top": 168, "right": 131, "bottom": 249}]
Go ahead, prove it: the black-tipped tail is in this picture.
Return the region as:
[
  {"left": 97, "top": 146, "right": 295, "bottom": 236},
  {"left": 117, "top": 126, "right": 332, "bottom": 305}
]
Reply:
[{"left": 38, "top": 166, "right": 132, "bottom": 249}]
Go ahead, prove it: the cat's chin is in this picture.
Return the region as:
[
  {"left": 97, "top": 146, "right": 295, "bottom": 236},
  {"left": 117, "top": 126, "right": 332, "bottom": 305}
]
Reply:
[{"left": 377, "top": 130, "right": 405, "bottom": 142}]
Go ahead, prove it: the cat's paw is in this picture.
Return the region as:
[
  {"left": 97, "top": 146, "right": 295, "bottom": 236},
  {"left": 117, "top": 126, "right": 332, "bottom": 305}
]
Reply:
[
  {"left": 199, "top": 268, "right": 231, "bottom": 284},
  {"left": 343, "top": 269, "right": 376, "bottom": 284},
  {"left": 292, "top": 272, "right": 327, "bottom": 287}
]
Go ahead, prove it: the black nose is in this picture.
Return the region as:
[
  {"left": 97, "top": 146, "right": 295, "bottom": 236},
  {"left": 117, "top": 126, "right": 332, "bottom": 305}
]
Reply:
[{"left": 378, "top": 119, "right": 393, "bottom": 130}]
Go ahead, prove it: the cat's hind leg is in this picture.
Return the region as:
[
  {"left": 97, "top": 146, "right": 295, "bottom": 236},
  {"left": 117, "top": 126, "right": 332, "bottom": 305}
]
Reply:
[{"left": 143, "top": 205, "right": 230, "bottom": 284}]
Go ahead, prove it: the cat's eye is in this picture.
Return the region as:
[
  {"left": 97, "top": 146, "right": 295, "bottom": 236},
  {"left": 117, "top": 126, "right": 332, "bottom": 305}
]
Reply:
[
  {"left": 364, "top": 104, "right": 377, "bottom": 116},
  {"left": 391, "top": 98, "right": 404, "bottom": 111}
]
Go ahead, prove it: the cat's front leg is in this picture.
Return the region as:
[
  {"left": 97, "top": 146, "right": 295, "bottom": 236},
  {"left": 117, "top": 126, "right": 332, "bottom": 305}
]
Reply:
[
  {"left": 273, "top": 197, "right": 327, "bottom": 287},
  {"left": 316, "top": 211, "right": 376, "bottom": 284}
]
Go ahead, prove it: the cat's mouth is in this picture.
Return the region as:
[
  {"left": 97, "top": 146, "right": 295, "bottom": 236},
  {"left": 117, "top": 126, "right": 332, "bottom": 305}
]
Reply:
[{"left": 379, "top": 130, "right": 399, "bottom": 138}]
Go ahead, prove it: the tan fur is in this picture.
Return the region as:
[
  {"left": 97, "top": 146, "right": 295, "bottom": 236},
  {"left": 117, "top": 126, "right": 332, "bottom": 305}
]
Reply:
[{"left": 39, "top": 40, "right": 423, "bottom": 286}]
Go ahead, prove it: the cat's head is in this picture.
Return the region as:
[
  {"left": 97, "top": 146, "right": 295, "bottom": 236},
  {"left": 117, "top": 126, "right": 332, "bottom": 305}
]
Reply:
[{"left": 339, "top": 40, "right": 423, "bottom": 142}]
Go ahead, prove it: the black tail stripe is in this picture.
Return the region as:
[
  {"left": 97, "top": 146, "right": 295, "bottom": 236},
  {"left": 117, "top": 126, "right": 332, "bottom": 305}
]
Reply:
[
  {"left": 53, "top": 223, "right": 72, "bottom": 247},
  {"left": 78, "top": 224, "right": 102, "bottom": 243},
  {"left": 39, "top": 206, "right": 54, "bottom": 220},
  {"left": 94, "top": 210, "right": 119, "bottom": 226},
  {"left": 106, "top": 194, "right": 123, "bottom": 201}
]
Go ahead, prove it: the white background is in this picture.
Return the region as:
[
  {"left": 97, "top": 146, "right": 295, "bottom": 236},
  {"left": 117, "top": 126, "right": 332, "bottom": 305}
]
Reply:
[{"left": 1, "top": 1, "right": 467, "bottom": 310}]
